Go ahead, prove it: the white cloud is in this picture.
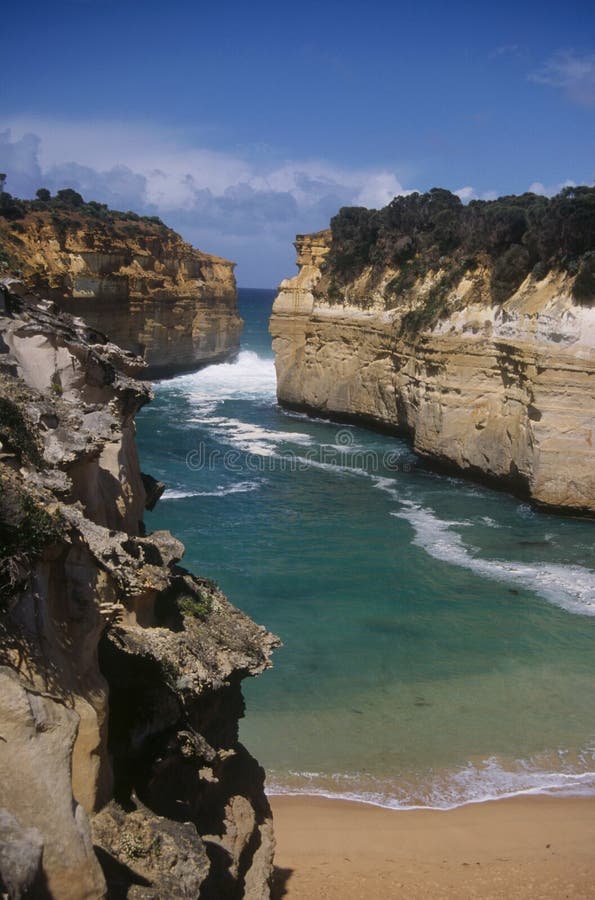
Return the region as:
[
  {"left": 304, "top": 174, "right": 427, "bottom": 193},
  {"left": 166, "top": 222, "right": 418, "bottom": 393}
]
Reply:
[
  {"left": 0, "top": 130, "right": 42, "bottom": 190},
  {"left": 355, "top": 173, "right": 410, "bottom": 209},
  {"left": 1, "top": 117, "right": 409, "bottom": 216},
  {"left": 453, "top": 178, "right": 576, "bottom": 203},
  {"left": 0, "top": 119, "right": 413, "bottom": 284},
  {"left": 456, "top": 181, "right": 583, "bottom": 204},
  {"left": 529, "top": 51, "right": 595, "bottom": 105},
  {"left": 454, "top": 185, "right": 475, "bottom": 202},
  {"left": 2, "top": 118, "right": 584, "bottom": 286},
  {"left": 454, "top": 186, "right": 498, "bottom": 203},
  {"left": 528, "top": 179, "right": 576, "bottom": 197}
]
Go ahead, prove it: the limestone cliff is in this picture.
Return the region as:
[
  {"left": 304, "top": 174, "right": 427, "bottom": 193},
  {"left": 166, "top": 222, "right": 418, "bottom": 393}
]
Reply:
[
  {"left": 0, "top": 281, "right": 277, "bottom": 898},
  {"left": 271, "top": 190, "right": 595, "bottom": 514},
  {"left": 0, "top": 198, "right": 242, "bottom": 377}
]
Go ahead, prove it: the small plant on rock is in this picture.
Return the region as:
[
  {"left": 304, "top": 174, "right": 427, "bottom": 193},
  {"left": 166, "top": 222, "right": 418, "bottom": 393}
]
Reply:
[{"left": 176, "top": 590, "right": 212, "bottom": 620}]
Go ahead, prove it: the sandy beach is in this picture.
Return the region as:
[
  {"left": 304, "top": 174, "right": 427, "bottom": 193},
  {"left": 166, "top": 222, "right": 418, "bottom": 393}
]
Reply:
[{"left": 270, "top": 794, "right": 595, "bottom": 899}]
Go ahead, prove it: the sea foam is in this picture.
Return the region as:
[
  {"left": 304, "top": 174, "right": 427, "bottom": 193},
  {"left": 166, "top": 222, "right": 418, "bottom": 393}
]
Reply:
[
  {"left": 393, "top": 501, "right": 595, "bottom": 616},
  {"left": 165, "top": 350, "right": 277, "bottom": 403},
  {"left": 162, "top": 481, "right": 262, "bottom": 500},
  {"left": 265, "top": 753, "right": 595, "bottom": 811}
]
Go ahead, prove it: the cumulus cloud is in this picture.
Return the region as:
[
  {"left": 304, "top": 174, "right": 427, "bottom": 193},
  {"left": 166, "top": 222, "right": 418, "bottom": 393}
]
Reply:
[
  {"left": 456, "top": 180, "right": 584, "bottom": 205},
  {"left": 528, "top": 179, "right": 576, "bottom": 197},
  {"left": 454, "top": 186, "right": 498, "bottom": 202},
  {"left": 355, "top": 173, "right": 411, "bottom": 209},
  {"left": 0, "top": 131, "right": 43, "bottom": 196},
  {"left": 1, "top": 121, "right": 589, "bottom": 286},
  {"left": 529, "top": 51, "right": 595, "bottom": 105},
  {"left": 0, "top": 119, "right": 412, "bottom": 285},
  {"left": 454, "top": 186, "right": 476, "bottom": 202}
]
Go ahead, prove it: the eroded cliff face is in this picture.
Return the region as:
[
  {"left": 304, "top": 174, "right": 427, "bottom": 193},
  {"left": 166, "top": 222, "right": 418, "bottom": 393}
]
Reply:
[
  {"left": 0, "top": 207, "right": 242, "bottom": 377},
  {"left": 0, "top": 282, "right": 277, "bottom": 898},
  {"left": 271, "top": 231, "right": 595, "bottom": 514}
]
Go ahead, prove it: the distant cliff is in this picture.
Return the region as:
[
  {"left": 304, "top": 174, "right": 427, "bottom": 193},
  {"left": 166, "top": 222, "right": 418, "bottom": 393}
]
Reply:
[
  {"left": 0, "top": 282, "right": 277, "bottom": 898},
  {"left": 270, "top": 188, "right": 595, "bottom": 514},
  {"left": 0, "top": 190, "right": 242, "bottom": 377}
]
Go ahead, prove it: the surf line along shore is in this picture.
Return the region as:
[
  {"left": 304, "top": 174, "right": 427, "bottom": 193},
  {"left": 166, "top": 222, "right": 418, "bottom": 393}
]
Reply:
[{"left": 270, "top": 793, "right": 595, "bottom": 899}]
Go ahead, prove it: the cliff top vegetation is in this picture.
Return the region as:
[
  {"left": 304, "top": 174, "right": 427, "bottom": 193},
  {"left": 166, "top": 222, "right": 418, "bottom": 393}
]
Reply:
[
  {"left": 0, "top": 180, "right": 221, "bottom": 282},
  {"left": 0, "top": 180, "right": 176, "bottom": 276},
  {"left": 321, "top": 186, "right": 595, "bottom": 316},
  {"left": 0, "top": 178, "right": 168, "bottom": 230}
]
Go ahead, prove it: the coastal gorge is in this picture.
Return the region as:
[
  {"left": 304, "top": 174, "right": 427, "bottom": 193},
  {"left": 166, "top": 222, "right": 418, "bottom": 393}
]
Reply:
[
  {"left": 270, "top": 187, "right": 595, "bottom": 515},
  {"left": 0, "top": 281, "right": 277, "bottom": 898},
  {"left": 1, "top": 181, "right": 594, "bottom": 899},
  {"left": 0, "top": 190, "right": 242, "bottom": 378}
]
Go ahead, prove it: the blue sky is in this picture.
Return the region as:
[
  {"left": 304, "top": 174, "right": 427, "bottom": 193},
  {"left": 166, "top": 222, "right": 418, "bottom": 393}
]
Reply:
[{"left": 1, "top": 0, "right": 594, "bottom": 286}]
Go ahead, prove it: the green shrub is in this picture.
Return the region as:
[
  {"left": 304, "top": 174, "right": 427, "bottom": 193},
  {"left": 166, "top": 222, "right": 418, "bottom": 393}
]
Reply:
[
  {"left": 400, "top": 260, "right": 470, "bottom": 333},
  {"left": 176, "top": 590, "right": 212, "bottom": 620},
  {"left": 490, "top": 244, "right": 531, "bottom": 303},
  {"left": 572, "top": 252, "right": 595, "bottom": 304},
  {"left": 327, "top": 206, "right": 379, "bottom": 277},
  {"left": 321, "top": 186, "right": 595, "bottom": 307},
  {"left": 531, "top": 260, "right": 550, "bottom": 281},
  {"left": 142, "top": 215, "right": 165, "bottom": 227},
  {"left": 0, "top": 192, "right": 26, "bottom": 220},
  {"left": 56, "top": 188, "right": 84, "bottom": 207},
  {"left": 0, "top": 245, "right": 15, "bottom": 271},
  {"left": 0, "top": 486, "right": 65, "bottom": 606},
  {"left": 386, "top": 260, "right": 421, "bottom": 298},
  {"left": 0, "top": 398, "right": 42, "bottom": 465}
]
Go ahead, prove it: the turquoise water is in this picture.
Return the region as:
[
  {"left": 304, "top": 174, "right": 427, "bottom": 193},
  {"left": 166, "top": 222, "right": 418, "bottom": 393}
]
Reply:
[{"left": 137, "top": 288, "right": 595, "bottom": 809}]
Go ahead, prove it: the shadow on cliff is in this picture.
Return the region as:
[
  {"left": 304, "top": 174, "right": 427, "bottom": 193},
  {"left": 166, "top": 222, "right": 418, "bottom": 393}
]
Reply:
[
  {"left": 271, "top": 866, "right": 294, "bottom": 898},
  {"left": 93, "top": 847, "right": 151, "bottom": 898}
]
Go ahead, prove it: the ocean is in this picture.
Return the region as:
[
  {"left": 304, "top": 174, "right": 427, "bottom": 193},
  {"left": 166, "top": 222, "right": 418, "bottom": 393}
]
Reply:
[{"left": 136, "top": 287, "right": 595, "bottom": 810}]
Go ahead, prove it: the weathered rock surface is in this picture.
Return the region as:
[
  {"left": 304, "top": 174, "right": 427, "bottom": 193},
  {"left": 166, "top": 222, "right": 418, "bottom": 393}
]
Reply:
[
  {"left": 0, "top": 283, "right": 277, "bottom": 898},
  {"left": 271, "top": 231, "right": 595, "bottom": 513},
  {"left": 0, "top": 810, "right": 44, "bottom": 898},
  {"left": 0, "top": 206, "right": 242, "bottom": 377}
]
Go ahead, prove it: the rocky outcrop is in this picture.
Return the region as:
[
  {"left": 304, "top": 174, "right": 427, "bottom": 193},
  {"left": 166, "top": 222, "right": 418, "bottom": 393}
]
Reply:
[
  {"left": 271, "top": 230, "right": 595, "bottom": 514},
  {"left": 0, "top": 203, "right": 242, "bottom": 377},
  {"left": 0, "top": 282, "right": 277, "bottom": 898}
]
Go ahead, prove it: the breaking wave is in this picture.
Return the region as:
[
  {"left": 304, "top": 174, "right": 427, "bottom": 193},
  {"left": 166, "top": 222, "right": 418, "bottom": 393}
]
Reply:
[
  {"left": 393, "top": 501, "right": 595, "bottom": 616},
  {"left": 265, "top": 752, "right": 595, "bottom": 810},
  {"left": 162, "top": 481, "right": 262, "bottom": 500}
]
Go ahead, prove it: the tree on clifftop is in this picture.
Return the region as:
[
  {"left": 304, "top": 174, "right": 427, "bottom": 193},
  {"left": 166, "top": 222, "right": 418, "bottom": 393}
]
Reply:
[{"left": 56, "top": 188, "right": 84, "bottom": 207}]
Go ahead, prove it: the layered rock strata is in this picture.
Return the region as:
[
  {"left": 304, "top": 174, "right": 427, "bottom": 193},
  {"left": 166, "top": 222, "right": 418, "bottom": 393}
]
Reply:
[
  {"left": 0, "top": 208, "right": 242, "bottom": 377},
  {"left": 0, "top": 282, "right": 277, "bottom": 898},
  {"left": 271, "top": 231, "right": 595, "bottom": 513}
]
